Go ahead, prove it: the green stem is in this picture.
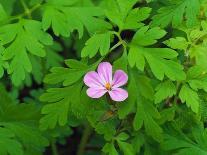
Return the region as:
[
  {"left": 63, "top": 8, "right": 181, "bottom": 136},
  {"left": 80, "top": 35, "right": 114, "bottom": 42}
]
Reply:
[
  {"left": 20, "top": 0, "right": 32, "bottom": 18},
  {"left": 109, "top": 41, "right": 123, "bottom": 52},
  {"left": 77, "top": 124, "right": 93, "bottom": 155},
  {"left": 2, "top": 2, "right": 42, "bottom": 24},
  {"left": 51, "top": 139, "right": 59, "bottom": 155},
  {"left": 111, "top": 31, "right": 127, "bottom": 48}
]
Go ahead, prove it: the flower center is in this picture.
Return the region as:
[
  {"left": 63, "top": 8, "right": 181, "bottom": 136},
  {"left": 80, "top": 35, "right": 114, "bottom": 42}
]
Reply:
[{"left": 105, "top": 83, "right": 111, "bottom": 90}]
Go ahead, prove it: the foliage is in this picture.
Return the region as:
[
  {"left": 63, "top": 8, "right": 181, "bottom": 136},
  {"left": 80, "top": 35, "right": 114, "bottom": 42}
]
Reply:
[{"left": 0, "top": 0, "right": 207, "bottom": 155}]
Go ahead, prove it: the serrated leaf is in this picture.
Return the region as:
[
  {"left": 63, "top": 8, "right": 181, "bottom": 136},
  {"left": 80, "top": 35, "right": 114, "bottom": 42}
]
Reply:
[
  {"left": 45, "top": 42, "right": 63, "bottom": 69},
  {"left": 105, "top": 0, "right": 137, "bottom": 30},
  {"left": 123, "top": 7, "right": 152, "bottom": 30},
  {"left": 0, "top": 19, "right": 53, "bottom": 86},
  {"left": 118, "top": 72, "right": 154, "bottom": 119},
  {"left": 164, "top": 37, "right": 189, "bottom": 50},
  {"left": 102, "top": 142, "right": 118, "bottom": 155},
  {"left": 179, "top": 84, "right": 200, "bottom": 113},
  {"left": 117, "top": 141, "right": 134, "bottom": 155},
  {"left": 40, "top": 83, "right": 84, "bottom": 130},
  {"left": 155, "top": 81, "right": 176, "bottom": 104},
  {"left": 162, "top": 124, "right": 207, "bottom": 155},
  {"left": 0, "top": 4, "right": 7, "bottom": 22},
  {"left": 43, "top": 1, "right": 111, "bottom": 37},
  {"left": 128, "top": 46, "right": 186, "bottom": 81},
  {"left": 0, "top": 85, "right": 48, "bottom": 154},
  {"left": 0, "top": 127, "right": 23, "bottom": 155},
  {"left": 81, "top": 32, "right": 111, "bottom": 58},
  {"left": 44, "top": 59, "right": 89, "bottom": 85},
  {"left": 151, "top": 0, "right": 200, "bottom": 28},
  {"left": 132, "top": 26, "right": 166, "bottom": 46}
]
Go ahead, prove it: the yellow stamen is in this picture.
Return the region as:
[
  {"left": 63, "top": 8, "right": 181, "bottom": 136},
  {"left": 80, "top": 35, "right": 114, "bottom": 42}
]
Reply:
[{"left": 105, "top": 83, "right": 111, "bottom": 90}]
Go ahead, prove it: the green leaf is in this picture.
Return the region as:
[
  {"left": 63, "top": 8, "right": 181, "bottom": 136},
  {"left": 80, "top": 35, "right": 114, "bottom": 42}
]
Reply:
[
  {"left": 0, "top": 4, "right": 7, "bottom": 22},
  {"left": 162, "top": 124, "right": 207, "bottom": 155},
  {"left": 113, "top": 50, "right": 128, "bottom": 72},
  {"left": 0, "top": 127, "right": 23, "bottom": 155},
  {"left": 45, "top": 42, "right": 63, "bottom": 69},
  {"left": 132, "top": 26, "right": 166, "bottom": 46},
  {"left": 128, "top": 46, "right": 186, "bottom": 80},
  {"left": 0, "top": 85, "right": 48, "bottom": 154},
  {"left": 115, "top": 133, "right": 135, "bottom": 155},
  {"left": 0, "top": 0, "right": 15, "bottom": 15},
  {"left": 0, "top": 46, "right": 7, "bottom": 78},
  {"left": 40, "top": 82, "right": 84, "bottom": 130},
  {"left": 164, "top": 37, "right": 189, "bottom": 50},
  {"left": 122, "top": 7, "right": 152, "bottom": 30},
  {"left": 118, "top": 72, "right": 154, "bottom": 119},
  {"left": 155, "top": 81, "right": 176, "bottom": 104},
  {"left": 120, "top": 70, "right": 162, "bottom": 142},
  {"left": 81, "top": 32, "right": 111, "bottom": 58},
  {"left": 0, "top": 19, "right": 53, "bottom": 86},
  {"left": 179, "top": 84, "right": 200, "bottom": 113},
  {"left": 105, "top": 0, "right": 137, "bottom": 30},
  {"left": 43, "top": 1, "right": 111, "bottom": 37},
  {"left": 133, "top": 97, "right": 163, "bottom": 142},
  {"left": 102, "top": 142, "right": 118, "bottom": 155},
  {"left": 44, "top": 59, "right": 89, "bottom": 86},
  {"left": 190, "top": 46, "right": 207, "bottom": 71},
  {"left": 151, "top": 0, "right": 200, "bottom": 28},
  {"left": 187, "top": 66, "right": 207, "bottom": 92},
  {"left": 117, "top": 141, "right": 134, "bottom": 155}
]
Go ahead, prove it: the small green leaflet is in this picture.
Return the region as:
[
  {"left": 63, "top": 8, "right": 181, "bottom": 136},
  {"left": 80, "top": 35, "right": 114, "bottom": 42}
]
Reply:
[
  {"left": 118, "top": 71, "right": 154, "bottom": 119},
  {"left": 102, "top": 142, "right": 118, "bottom": 155},
  {"left": 164, "top": 37, "right": 189, "bottom": 50},
  {"left": 0, "top": 46, "right": 7, "bottom": 78},
  {"left": 190, "top": 46, "right": 207, "bottom": 71},
  {"left": 119, "top": 70, "right": 162, "bottom": 142},
  {"left": 151, "top": 0, "right": 200, "bottom": 28},
  {"left": 45, "top": 42, "right": 63, "bottom": 69},
  {"left": 42, "top": 0, "right": 111, "bottom": 37},
  {"left": 44, "top": 59, "right": 90, "bottom": 85},
  {"left": 0, "top": 4, "right": 7, "bottom": 22},
  {"left": 128, "top": 26, "right": 186, "bottom": 81},
  {"left": 115, "top": 133, "right": 135, "bottom": 155},
  {"left": 179, "top": 84, "right": 200, "bottom": 113},
  {"left": 103, "top": 133, "right": 135, "bottom": 155},
  {"left": 40, "top": 59, "right": 96, "bottom": 130},
  {"left": 0, "top": 127, "right": 23, "bottom": 155},
  {"left": 0, "top": 84, "right": 49, "bottom": 154},
  {"left": 81, "top": 32, "right": 111, "bottom": 58},
  {"left": 132, "top": 26, "right": 166, "bottom": 46},
  {"left": 128, "top": 47, "right": 185, "bottom": 81},
  {"left": 105, "top": 0, "right": 151, "bottom": 30},
  {"left": 162, "top": 124, "right": 207, "bottom": 155},
  {"left": 179, "top": 66, "right": 207, "bottom": 113},
  {"left": 154, "top": 81, "right": 176, "bottom": 104},
  {"left": 187, "top": 66, "right": 207, "bottom": 92},
  {"left": 0, "top": 19, "right": 53, "bottom": 86},
  {"left": 40, "top": 83, "right": 83, "bottom": 130}
]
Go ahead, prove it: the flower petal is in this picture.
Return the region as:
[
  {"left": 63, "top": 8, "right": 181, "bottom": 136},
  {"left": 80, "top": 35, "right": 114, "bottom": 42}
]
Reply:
[
  {"left": 97, "top": 62, "right": 112, "bottom": 84},
  {"left": 109, "top": 88, "right": 128, "bottom": 102},
  {"left": 112, "top": 70, "right": 128, "bottom": 88},
  {"left": 87, "top": 87, "right": 107, "bottom": 98},
  {"left": 84, "top": 71, "right": 104, "bottom": 87}
]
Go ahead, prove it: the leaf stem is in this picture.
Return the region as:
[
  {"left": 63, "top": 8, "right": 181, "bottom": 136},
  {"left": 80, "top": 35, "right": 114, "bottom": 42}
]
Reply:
[
  {"left": 20, "top": 0, "right": 32, "bottom": 19},
  {"left": 111, "top": 31, "right": 127, "bottom": 48},
  {"left": 2, "top": 2, "right": 43, "bottom": 24},
  {"left": 77, "top": 124, "right": 93, "bottom": 155},
  {"left": 51, "top": 139, "right": 59, "bottom": 155}
]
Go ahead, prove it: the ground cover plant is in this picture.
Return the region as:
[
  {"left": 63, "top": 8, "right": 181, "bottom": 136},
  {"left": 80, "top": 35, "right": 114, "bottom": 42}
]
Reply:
[{"left": 1, "top": 0, "right": 207, "bottom": 154}]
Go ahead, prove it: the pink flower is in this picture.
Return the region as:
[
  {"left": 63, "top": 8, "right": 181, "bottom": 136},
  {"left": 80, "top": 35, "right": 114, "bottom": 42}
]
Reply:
[{"left": 84, "top": 62, "right": 128, "bottom": 102}]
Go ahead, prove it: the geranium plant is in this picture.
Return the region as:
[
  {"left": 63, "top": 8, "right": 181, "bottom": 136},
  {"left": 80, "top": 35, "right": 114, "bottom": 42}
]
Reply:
[{"left": 0, "top": 0, "right": 207, "bottom": 155}]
